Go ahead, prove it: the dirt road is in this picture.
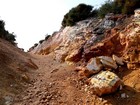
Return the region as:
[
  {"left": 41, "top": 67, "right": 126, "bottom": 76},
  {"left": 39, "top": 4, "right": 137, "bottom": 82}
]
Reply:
[
  {"left": 13, "top": 53, "right": 140, "bottom": 105},
  {"left": 14, "top": 53, "right": 97, "bottom": 105}
]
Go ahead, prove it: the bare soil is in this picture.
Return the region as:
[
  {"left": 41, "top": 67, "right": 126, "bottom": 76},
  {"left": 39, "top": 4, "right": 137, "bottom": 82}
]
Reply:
[
  {"left": 15, "top": 53, "right": 140, "bottom": 105},
  {"left": 0, "top": 38, "right": 140, "bottom": 105}
]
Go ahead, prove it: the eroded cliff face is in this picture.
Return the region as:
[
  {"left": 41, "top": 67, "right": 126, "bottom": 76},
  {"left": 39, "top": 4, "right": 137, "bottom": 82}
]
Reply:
[
  {"left": 28, "top": 10, "right": 140, "bottom": 97},
  {"left": 29, "top": 10, "right": 140, "bottom": 70},
  {"left": 120, "top": 18, "right": 140, "bottom": 69},
  {"left": 29, "top": 13, "right": 127, "bottom": 61}
]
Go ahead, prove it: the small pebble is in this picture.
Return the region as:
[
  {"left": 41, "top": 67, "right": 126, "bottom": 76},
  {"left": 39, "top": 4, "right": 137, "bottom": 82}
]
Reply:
[{"left": 121, "top": 93, "right": 126, "bottom": 98}]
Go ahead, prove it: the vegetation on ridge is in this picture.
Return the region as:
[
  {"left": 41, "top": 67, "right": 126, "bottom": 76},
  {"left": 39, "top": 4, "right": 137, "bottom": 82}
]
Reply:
[
  {"left": 62, "top": 0, "right": 140, "bottom": 27},
  {"left": 0, "top": 19, "right": 16, "bottom": 45},
  {"left": 98, "top": 0, "right": 140, "bottom": 18},
  {"left": 62, "top": 3, "right": 97, "bottom": 27}
]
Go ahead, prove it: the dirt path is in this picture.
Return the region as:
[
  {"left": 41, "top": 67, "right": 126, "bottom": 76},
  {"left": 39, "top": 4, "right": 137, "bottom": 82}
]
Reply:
[
  {"left": 13, "top": 53, "right": 140, "bottom": 105},
  {"left": 13, "top": 53, "right": 99, "bottom": 105}
]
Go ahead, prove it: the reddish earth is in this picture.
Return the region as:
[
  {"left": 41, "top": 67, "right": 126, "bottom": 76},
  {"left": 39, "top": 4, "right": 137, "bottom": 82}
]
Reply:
[
  {"left": 0, "top": 38, "right": 140, "bottom": 105},
  {"left": 14, "top": 53, "right": 140, "bottom": 105}
]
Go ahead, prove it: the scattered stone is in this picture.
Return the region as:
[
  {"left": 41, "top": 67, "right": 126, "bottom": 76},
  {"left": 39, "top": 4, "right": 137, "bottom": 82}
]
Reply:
[
  {"left": 112, "top": 55, "right": 124, "bottom": 65},
  {"left": 66, "top": 61, "right": 75, "bottom": 65},
  {"left": 10, "top": 84, "right": 13, "bottom": 87},
  {"left": 50, "top": 69, "right": 59, "bottom": 73},
  {"left": 75, "top": 66, "right": 86, "bottom": 72},
  {"left": 121, "top": 93, "right": 129, "bottom": 98},
  {"left": 121, "top": 93, "right": 126, "bottom": 98},
  {"left": 21, "top": 74, "right": 30, "bottom": 82},
  {"left": 102, "top": 100, "right": 108, "bottom": 104},
  {"left": 98, "top": 97, "right": 103, "bottom": 101},
  {"left": 119, "top": 85, "right": 123, "bottom": 90},
  {"left": 89, "top": 71, "right": 121, "bottom": 96},
  {"left": 86, "top": 58, "right": 103, "bottom": 74},
  {"left": 4, "top": 96, "right": 13, "bottom": 105},
  {"left": 98, "top": 56, "right": 118, "bottom": 69},
  {"left": 78, "top": 69, "right": 97, "bottom": 77}
]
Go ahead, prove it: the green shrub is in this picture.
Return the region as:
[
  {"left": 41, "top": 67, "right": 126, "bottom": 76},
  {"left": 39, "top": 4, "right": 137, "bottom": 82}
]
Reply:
[
  {"left": 121, "top": 0, "right": 140, "bottom": 14},
  {"left": 98, "top": 1, "right": 114, "bottom": 18},
  {"left": 0, "top": 19, "right": 16, "bottom": 44},
  {"left": 98, "top": 0, "right": 140, "bottom": 18},
  {"left": 62, "top": 3, "right": 97, "bottom": 27},
  {"left": 45, "top": 35, "right": 50, "bottom": 40},
  {"left": 39, "top": 39, "right": 44, "bottom": 44},
  {"left": 34, "top": 43, "right": 38, "bottom": 47}
]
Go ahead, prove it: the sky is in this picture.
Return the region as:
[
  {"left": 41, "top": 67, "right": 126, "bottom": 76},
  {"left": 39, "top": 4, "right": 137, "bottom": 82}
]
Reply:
[{"left": 0, "top": 0, "right": 106, "bottom": 51}]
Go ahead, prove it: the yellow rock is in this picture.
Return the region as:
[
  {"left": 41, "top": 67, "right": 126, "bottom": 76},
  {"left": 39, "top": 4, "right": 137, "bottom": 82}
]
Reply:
[{"left": 90, "top": 71, "right": 121, "bottom": 96}]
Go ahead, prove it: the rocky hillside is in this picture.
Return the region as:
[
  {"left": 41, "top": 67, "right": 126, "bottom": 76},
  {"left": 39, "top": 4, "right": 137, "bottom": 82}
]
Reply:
[
  {"left": 28, "top": 9, "right": 140, "bottom": 104},
  {"left": 0, "top": 9, "right": 139, "bottom": 105},
  {"left": 0, "top": 38, "right": 38, "bottom": 104},
  {"left": 29, "top": 13, "right": 129, "bottom": 63}
]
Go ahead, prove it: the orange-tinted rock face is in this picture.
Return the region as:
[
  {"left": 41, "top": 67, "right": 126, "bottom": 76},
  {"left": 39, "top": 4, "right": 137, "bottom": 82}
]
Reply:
[
  {"left": 65, "top": 47, "right": 83, "bottom": 62},
  {"left": 29, "top": 14, "right": 126, "bottom": 62},
  {"left": 29, "top": 12, "right": 140, "bottom": 71},
  {"left": 83, "top": 33, "right": 125, "bottom": 61},
  {"left": 120, "top": 22, "right": 140, "bottom": 69},
  {"left": 27, "top": 10, "right": 140, "bottom": 97}
]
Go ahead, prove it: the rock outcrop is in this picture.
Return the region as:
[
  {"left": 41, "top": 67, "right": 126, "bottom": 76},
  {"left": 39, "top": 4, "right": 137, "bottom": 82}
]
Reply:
[
  {"left": 98, "top": 56, "right": 118, "bottom": 69},
  {"left": 29, "top": 14, "right": 126, "bottom": 63},
  {"left": 119, "top": 10, "right": 140, "bottom": 69},
  {"left": 89, "top": 71, "right": 121, "bottom": 96},
  {"left": 112, "top": 54, "right": 124, "bottom": 65},
  {"left": 86, "top": 57, "right": 103, "bottom": 74},
  {"left": 76, "top": 55, "right": 124, "bottom": 78},
  {"left": 29, "top": 9, "right": 140, "bottom": 96}
]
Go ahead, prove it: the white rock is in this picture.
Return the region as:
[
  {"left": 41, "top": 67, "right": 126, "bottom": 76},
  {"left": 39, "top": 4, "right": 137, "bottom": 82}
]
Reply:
[
  {"left": 89, "top": 71, "right": 121, "bottom": 96},
  {"left": 112, "top": 55, "right": 124, "bottom": 65},
  {"left": 127, "top": 95, "right": 129, "bottom": 98},
  {"left": 98, "top": 56, "right": 118, "bottom": 69},
  {"left": 134, "top": 9, "right": 140, "bottom": 25},
  {"left": 86, "top": 58, "right": 103, "bottom": 74},
  {"left": 134, "top": 9, "right": 140, "bottom": 18},
  {"left": 4, "top": 96, "right": 13, "bottom": 105},
  {"left": 121, "top": 93, "right": 126, "bottom": 98},
  {"left": 119, "top": 85, "right": 123, "bottom": 90}
]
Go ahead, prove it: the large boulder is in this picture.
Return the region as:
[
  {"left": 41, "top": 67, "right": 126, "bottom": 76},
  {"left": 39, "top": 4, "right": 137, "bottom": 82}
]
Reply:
[
  {"left": 89, "top": 71, "right": 121, "bottom": 96},
  {"left": 98, "top": 56, "right": 118, "bottom": 69},
  {"left": 86, "top": 58, "right": 103, "bottom": 74}
]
